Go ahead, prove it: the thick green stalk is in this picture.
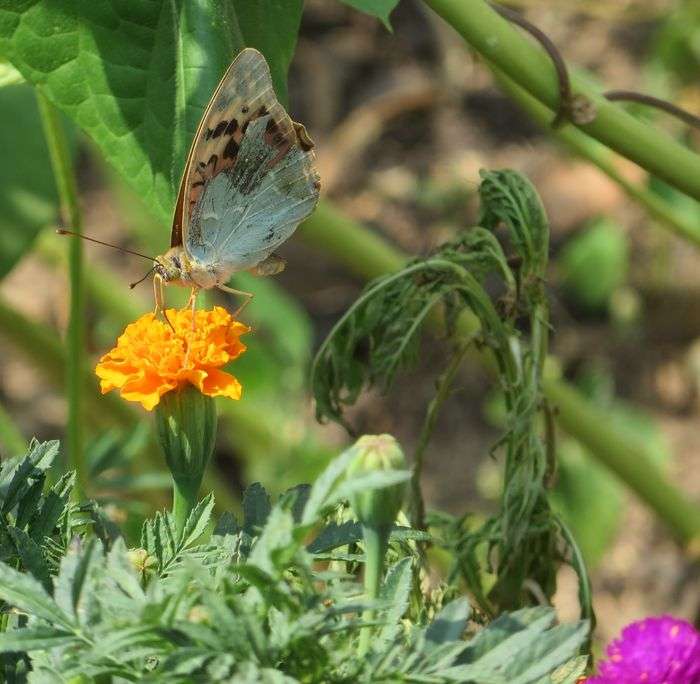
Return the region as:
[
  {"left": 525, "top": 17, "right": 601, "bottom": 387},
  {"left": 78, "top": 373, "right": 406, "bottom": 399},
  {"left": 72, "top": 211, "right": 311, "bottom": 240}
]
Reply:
[
  {"left": 423, "top": 0, "right": 700, "bottom": 202},
  {"left": 358, "top": 524, "right": 389, "bottom": 657},
  {"left": 301, "top": 200, "right": 406, "bottom": 279},
  {"left": 172, "top": 478, "right": 201, "bottom": 534},
  {"left": 544, "top": 378, "right": 700, "bottom": 545},
  {"left": 37, "top": 93, "right": 86, "bottom": 497},
  {"left": 494, "top": 71, "right": 700, "bottom": 247},
  {"left": 300, "top": 205, "right": 700, "bottom": 546}
]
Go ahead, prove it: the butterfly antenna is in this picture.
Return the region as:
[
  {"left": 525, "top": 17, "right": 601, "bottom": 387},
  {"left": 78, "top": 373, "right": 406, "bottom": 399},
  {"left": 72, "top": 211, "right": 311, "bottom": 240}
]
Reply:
[
  {"left": 56, "top": 229, "right": 158, "bottom": 263},
  {"left": 130, "top": 266, "right": 157, "bottom": 289}
]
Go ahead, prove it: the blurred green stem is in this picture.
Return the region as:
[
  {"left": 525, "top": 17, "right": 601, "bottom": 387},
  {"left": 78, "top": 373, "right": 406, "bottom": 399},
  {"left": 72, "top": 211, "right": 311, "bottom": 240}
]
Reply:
[
  {"left": 544, "top": 378, "right": 700, "bottom": 546},
  {"left": 300, "top": 200, "right": 405, "bottom": 279},
  {"left": 358, "top": 524, "right": 389, "bottom": 657},
  {"left": 423, "top": 0, "right": 700, "bottom": 202},
  {"left": 300, "top": 203, "right": 700, "bottom": 547},
  {"left": 0, "top": 295, "right": 132, "bottom": 427},
  {"left": 0, "top": 402, "right": 27, "bottom": 456},
  {"left": 494, "top": 71, "right": 700, "bottom": 247},
  {"left": 37, "top": 92, "right": 86, "bottom": 498}
]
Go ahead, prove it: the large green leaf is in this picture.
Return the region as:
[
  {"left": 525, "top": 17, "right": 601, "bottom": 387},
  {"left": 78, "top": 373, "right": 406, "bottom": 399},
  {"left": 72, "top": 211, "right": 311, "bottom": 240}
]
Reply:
[
  {"left": 0, "top": 0, "right": 304, "bottom": 225},
  {"left": 0, "top": 83, "right": 58, "bottom": 277}
]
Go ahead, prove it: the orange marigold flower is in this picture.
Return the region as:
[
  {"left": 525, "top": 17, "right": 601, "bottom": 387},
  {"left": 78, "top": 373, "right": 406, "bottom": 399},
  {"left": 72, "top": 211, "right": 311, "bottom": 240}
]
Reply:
[{"left": 95, "top": 307, "right": 249, "bottom": 410}]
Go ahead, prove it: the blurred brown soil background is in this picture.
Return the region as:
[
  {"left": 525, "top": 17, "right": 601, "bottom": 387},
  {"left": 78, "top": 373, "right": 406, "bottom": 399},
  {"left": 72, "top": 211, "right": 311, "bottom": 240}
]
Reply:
[{"left": 2, "top": 0, "right": 700, "bottom": 648}]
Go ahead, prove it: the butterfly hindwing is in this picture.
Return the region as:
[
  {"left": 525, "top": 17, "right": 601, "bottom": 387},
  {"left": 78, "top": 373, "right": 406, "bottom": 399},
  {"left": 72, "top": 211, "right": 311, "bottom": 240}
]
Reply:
[{"left": 171, "top": 48, "right": 320, "bottom": 273}]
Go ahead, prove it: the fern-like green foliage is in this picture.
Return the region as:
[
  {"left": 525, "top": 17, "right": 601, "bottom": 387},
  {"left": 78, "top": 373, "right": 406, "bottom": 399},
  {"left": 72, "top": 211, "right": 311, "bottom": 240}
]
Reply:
[
  {"left": 0, "top": 440, "right": 588, "bottom": 682},
  {"left": 312, "top": 170, "right": 593, "bottom": 622},
  {"left": 0, "top": 440, "right": 86, "bottom": 585}
]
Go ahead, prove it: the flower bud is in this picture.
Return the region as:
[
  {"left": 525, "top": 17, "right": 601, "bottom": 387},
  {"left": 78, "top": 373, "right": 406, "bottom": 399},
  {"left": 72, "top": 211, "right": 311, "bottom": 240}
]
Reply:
[
  {"left": 127, "top": 548, "right": 156, "bottom": 578},
  {"left": 154, "top": 384, "right": 217, "bottom": 502},
  {"left": 346, "top": 434, "right": 407, "bottom": 528}
]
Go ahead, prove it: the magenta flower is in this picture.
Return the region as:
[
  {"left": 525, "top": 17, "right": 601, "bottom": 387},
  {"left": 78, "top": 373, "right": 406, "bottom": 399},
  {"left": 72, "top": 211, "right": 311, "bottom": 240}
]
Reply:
[{"left": 587, "top": 615, "right": 700, "bottom": 684}]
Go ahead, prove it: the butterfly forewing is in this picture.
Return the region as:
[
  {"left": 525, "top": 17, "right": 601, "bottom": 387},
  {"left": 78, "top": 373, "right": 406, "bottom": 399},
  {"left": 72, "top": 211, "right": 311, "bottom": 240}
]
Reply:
[
  {"left": 171, "top": 48, "right": 320, "bottom": 275},
  {"left": 186, "top": 113, "right": 319, "bottom": 271}
]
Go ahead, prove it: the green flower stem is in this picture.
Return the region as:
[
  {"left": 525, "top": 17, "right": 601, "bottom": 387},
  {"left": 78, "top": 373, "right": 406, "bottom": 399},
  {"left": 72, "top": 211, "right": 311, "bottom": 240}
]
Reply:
[
  {"left": 494, "top": 70, "right": 700, "bottom": 247},
  {"left": 358, "top": 524, "right": 390, "bottom": 658},
  {"left": 300, "top": 203, "right": 700, "bottom": 546},
  {"left": 0, "top": 401, "right": 27, "bottom": 457},
  {"left": 172, "top": 477, "right": 201, "bottom": 534},
  {"left": 422, "top": 0, "right": 700, "bottom": 202},
  {"left": 37, "top": 92, "right": 85, "bottom": 497}
]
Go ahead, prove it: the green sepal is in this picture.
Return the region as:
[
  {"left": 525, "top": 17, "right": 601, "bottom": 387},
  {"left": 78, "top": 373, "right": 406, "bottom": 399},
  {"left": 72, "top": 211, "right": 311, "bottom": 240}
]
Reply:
[{"left": 154, "top": 385, "right": 217, "bottom": 502}]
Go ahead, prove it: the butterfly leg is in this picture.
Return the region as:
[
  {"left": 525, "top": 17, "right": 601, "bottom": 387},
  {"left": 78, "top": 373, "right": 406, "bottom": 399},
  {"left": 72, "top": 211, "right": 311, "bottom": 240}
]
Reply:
[
  {"left": 187, "top": 287, "right": 199, "bottom": 330},
  {"left": 153, "top": 274, "right": 163, "bottom": 315},
  {"left": 217, "top": 283, "right": 254, "bottom": 317}
]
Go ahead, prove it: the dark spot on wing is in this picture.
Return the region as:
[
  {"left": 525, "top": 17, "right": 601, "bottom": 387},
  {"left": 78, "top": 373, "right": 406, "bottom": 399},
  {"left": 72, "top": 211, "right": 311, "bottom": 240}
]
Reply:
[
  {"left": 313, "top": 180, "right": 321, "bottom": 190},
  {"left": 264, "top": 117, "right": 288, "bottom": 150},
  {"left": 265, "top": 118, "right": 279, "bottom": 136},
  {"left": 211, "top": 120, "right": 228, "bottom": 138},
  {"left": 192, "top": 180, "right": 204, "bottom": 188},
  {"left": 224, "top": 119, "right": 238, "bottom": 135},
  {"left": 199, "top": 161, "right": 206, "bottom": 168},
  {"left": 257, "top": 105, "right": 269, "bottom": 117},
  {"left": 241, "top": 120, "right": 250, "bottom": 134},
  {"left": 207, "top": 154, "right": 218, "bottom": 168},
  {"left": 223, "top": 138, "right": 239, "bottom": 160},
  {"left": 241, "top": 105, "right": 249, "bottom": 114}
]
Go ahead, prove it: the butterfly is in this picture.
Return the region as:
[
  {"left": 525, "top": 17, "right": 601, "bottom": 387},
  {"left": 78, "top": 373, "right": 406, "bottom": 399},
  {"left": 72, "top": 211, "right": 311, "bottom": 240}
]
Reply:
[{"left": 152, "top": 47, "right": 320, "bottom": 313}]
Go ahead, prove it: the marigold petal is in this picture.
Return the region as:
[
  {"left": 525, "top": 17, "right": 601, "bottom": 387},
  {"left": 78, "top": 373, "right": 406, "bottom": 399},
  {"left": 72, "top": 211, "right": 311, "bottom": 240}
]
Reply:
[
  {"left": 95, "top": 360, "right": 137, "bottom": 386},
  {"left": 178, "top": 369, "right": 209, "bottom": 393},
  {"left": 200, "top": 367, "right": 243, "bottom": 400},
  {"left": 120, "top": 372, "right": 177, "bottom": 411}
]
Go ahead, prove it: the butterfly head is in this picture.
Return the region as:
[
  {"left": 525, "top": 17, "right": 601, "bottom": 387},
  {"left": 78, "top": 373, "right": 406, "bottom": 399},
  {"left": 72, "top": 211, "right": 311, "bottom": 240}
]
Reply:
[{"left": 154, "top": 246, "right": 188, "bottom": 285}]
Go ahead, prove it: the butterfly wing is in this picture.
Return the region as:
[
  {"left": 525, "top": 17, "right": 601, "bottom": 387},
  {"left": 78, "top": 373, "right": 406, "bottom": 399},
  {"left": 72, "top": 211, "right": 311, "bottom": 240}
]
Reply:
[{"left": 171, "top": 48, "right": 320, "bottom": 273}]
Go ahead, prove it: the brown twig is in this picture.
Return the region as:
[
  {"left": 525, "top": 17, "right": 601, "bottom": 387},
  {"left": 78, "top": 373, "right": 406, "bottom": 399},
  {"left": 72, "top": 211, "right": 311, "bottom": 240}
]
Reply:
[
  {"left": 490, "top": 3, "right": 573, "bottom": 128},
  {"left": 604, "top": 90, "right": 700, "bottom": 132}
]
